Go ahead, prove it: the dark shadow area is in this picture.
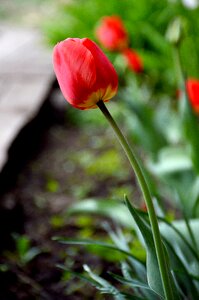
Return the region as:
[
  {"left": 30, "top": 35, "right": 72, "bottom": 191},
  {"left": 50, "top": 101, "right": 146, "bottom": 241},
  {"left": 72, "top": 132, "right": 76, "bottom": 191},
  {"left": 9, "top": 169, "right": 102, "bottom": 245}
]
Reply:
[
  {"left": 0, "top": 80, "right": 66, "bottom": 252},
  {"left": 0, "top": 80, "right": 63, "bottom": 195}
]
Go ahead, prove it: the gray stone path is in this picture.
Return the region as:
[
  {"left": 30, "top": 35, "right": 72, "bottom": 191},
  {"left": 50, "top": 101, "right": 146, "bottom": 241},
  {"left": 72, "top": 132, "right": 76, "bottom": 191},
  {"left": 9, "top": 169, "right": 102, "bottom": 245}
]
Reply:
[{"left": 0, "top": 24, "right": 54, "bottom": 172}]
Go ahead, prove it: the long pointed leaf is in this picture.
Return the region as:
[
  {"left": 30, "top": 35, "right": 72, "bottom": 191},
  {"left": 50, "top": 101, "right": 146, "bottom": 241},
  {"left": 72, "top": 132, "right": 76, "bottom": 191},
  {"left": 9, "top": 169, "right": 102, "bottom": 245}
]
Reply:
[
  {"left": 54, "top": 237, "right": 144, "bottom": 263},
  {"left": 124, "top": 197, "right": 164, "bottom": 298}
]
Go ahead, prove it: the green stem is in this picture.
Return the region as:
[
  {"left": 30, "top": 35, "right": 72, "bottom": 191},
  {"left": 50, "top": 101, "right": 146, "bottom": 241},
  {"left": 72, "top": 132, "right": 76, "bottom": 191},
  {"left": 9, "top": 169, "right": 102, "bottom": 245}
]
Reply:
[
  {"left": 173, "top": 44, "right": 199, "bottom": 261},
  {"left": 184, "top": 213, "right": 198, "bottom": 252},
  {"left": 97, "top": 100, "right": 176, "bottom": 300},
  {"left": 173, "top": 46, "right": 192, "bottom": 112},
  {"left": 173, "top": 47, "right": 184, "bottom": 89}
]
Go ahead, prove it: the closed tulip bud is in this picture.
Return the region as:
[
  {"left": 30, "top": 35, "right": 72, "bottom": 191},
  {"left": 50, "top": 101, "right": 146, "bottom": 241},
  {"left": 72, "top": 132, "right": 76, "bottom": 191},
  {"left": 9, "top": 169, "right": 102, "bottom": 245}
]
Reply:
[
  {"left": 166, "top": 17, "right": 186, "bottom": 47},
  {"left": 53, "top": 38, "right": 118, "bottom": 110},
  {"left": 95, "top": 16, "right": 129, "bottom": 51},
  {"left": 122, "top": 49, "right": 143, "bottom": 73},
  {"left": 186, "top": 79, "right": 199, "bottom": 113}
]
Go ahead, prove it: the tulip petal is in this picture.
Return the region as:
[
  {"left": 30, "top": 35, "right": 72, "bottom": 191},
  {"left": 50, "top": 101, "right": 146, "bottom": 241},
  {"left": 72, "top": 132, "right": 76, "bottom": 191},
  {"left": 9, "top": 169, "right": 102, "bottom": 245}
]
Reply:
[
  {"left": 82, "top": 38, "right": 118, "bottom": 100},
  {"left": 186, "top": 79, "right": 199, "bottom": 113},
  {"left": 53, "top": 38, "right": 96, "bottom": 105},
  {"left": 122, "top": 49, "right": 143, "bottom": 73}
]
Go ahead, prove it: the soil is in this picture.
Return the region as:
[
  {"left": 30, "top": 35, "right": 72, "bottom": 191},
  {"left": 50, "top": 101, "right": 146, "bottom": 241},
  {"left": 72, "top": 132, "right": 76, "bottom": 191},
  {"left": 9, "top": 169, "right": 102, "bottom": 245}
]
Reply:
[{"left": 0, "top": 84, "right": 135, "bottom": 299}]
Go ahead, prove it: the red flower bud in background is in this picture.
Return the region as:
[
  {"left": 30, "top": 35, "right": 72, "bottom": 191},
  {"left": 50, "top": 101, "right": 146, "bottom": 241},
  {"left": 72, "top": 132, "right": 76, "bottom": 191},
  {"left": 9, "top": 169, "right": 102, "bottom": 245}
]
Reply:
[
  {"left": 95, "top": 16, "right": 129, "bottom": 51},
  {"left": 140, "top": 202, "right": 147, "bottom": 212},
  {"left": 53, "top": 38, "right": 118, "bottom": 110},
  {"left": 122, "top": 49, "right": 143, "bottom": 73},
  {"left": 186, "top": 78, "right": 199, "bottom": 113}
]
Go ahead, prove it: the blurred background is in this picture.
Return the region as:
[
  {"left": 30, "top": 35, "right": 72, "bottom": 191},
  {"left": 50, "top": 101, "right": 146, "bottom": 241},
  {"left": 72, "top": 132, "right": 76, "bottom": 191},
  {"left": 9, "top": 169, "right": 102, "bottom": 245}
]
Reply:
[{"left": 0, "top": 0, "right": 199, "bottom": 299}]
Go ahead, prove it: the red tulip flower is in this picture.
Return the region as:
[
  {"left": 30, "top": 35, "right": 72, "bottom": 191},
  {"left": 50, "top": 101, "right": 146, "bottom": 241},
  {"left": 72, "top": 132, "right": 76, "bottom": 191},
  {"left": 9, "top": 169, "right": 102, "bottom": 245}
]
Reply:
[
  {"left": 53, "top": 38, "right": 118, "bottom": 110},
  {"left": 95, "top": 16, "right": 129, "bottom": 51},
  {"left": 186, "top": 79, "right": 199, "bottom": 113},
  {"left": 122, "top": 49, "right": 143, "bottom": 73}
]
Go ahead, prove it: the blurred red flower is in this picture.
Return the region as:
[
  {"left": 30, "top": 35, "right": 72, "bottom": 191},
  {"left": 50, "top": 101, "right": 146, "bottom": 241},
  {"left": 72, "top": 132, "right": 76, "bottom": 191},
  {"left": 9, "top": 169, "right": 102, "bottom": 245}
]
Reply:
[
  {"left": 186, "top": 79, "right": 199, "bottom": 113},
  {"left": 140, "top": 202, "right": 147, "bottom": 212},
  {"left": 53, "top": 38, "right": 118, "bottom": 110},
  {"left": 95, "top": 16, "right": 129, "bottom": 51},
  {"left": 122, "top": 49, "right": 143, "bottom": 73}
]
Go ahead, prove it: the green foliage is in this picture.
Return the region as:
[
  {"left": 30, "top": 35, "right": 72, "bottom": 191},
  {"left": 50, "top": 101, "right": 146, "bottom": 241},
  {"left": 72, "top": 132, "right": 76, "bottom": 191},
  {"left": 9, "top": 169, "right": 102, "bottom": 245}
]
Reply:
[
  {"left": 50, "top": 215, "right": 66, "bottom": 228},
  {"left": 180, "top": 91, "right": 199, "bottom": 173},
  {"left": 125, "top": 201, "right": 165, "bottom": 298},
  {"left": 85, "top": 149, "right": 127, "bottom": 178},
  {"left": 46, "top": 178, "right": 60, "bottom": 193},
  {"left": 67, "top": 198, "right": 133, "bottom": 227},
  {"left": 44, "top": 0, "right": 199, "bottom": 88},
  {"left": 44, "top": 0, "right": 199, "bottom": 298},
  {"left": 58, "top": 198, "right": 199, "bottom": 299},
  {"left": 10, "top": 234, "right": 41, "bottom": 266}
]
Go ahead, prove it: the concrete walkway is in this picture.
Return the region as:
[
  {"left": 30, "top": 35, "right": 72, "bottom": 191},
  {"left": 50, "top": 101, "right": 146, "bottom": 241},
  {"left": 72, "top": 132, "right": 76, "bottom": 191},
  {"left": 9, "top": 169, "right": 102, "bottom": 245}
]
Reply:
[{"left": 0, "top": 24, "right": 54, "bottom": 172}]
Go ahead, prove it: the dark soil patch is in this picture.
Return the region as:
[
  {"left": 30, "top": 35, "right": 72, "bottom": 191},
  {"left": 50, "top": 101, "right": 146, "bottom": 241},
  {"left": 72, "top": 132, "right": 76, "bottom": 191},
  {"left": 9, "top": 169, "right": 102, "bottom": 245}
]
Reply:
[{"left": 0, "top": 87, "right": 135, "bottom": 299}]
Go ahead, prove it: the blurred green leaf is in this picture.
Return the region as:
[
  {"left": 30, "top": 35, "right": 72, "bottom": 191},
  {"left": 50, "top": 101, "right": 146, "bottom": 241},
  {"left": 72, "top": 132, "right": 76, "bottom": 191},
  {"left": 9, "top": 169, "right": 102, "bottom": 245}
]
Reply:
[
  {"left": 50, "top": 215, "right": 65, "bottom": 228},
  {"left": 160, "top": 219, "right": 199, "bottom": 257},
  {"left": 16, "top": 235, "right": 30, "bottom": 257},
  {"left": 46, "top": 178, "right": 59, "bottom": 193},
  {"left": 148, "top": 146, "right": 192, "bottom": 175},
  {"left": 14, "top": 234, "right": 41, "bottom": 265},
  {"left": 54, "top": 237, "right": 142, "bottom": 262},
  {"left": 181, "top": 93, "right": 199, "bottom": 174},
  {"left": 67, "top": 198, "right": 133, "bottom": 227}
]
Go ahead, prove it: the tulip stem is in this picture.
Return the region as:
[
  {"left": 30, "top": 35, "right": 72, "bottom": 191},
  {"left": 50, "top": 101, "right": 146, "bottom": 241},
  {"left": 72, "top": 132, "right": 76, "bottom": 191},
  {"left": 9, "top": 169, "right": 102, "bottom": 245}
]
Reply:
[
  {"left": 173, "top": 46, "right": 184, "bottom": 89},
  {"left": 97, "top": 100, "right": 176, "bottom": 300}
]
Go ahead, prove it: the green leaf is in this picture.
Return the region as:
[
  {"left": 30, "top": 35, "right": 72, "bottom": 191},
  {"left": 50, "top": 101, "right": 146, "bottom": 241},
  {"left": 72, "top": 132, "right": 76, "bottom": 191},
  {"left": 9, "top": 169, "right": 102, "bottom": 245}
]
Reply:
[
  {"left": 180, "top": 92, "right": 199, "bottom": 174},
  {"left": 159, "top": 217, "right": 199, "bottom": 263},
  {"left": 58, "top": 265, "right": 145, "bottom": 300},
  {"left": 16, "top": 235, "right": 30, "bottom": 257},
  {"left": 54, "top": 237, "right": 143, "bottom": 263},
  {"left": 46, "top": 178, "right": 59, "bottom": 193},
  {"left": 110, "top": 272, "right": 155, "bottom": 290},
  {"left": 123, "top": 94, "right": 167, "bottom": 155},
  {"left": 159, "top": 218, "right": 199, "bottom": 297},
  {"left": 124, "top": 197, "right": 164, "bottom": 298},
  {"left": 133, "top": 210, "right": 199, "bottom": 296},
  {"left": 58, "top": 264, "right": 101, "bottom": 288},
  {"left": 148, "top": 146, "right": 192, "bottom": 175},
  {"left": 121, "top": 261, "right": 146, "bottom": 289},
  {"left": 164, "top": 242, "right": 199, "bottom": 299},
  {"left": 83, "top": 265, "right": 126, "bottom": 300},
  {"left": 159, "top": 219, "right": 199, "bottom": 262},
  {"left": 67, "top": 198, "right": 133, "bottom": 227},
  {"left": 140, "top": 22, "right": 170, "bottom": 54},
  {"left": 22, "top": 247, "right": 41, "bottom": 265},
  {"left": 120, "top": 262, "right": 158, "bottom": 300}
]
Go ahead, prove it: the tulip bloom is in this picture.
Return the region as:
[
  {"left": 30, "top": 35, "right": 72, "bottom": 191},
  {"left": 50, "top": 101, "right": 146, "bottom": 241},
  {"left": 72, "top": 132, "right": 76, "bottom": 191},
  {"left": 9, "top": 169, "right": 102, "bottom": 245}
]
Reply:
[
  {"left": 186, "top": 79, "right": 199, "bottom": 113},
  {"left": 53, "top": 38, "right": 118, "bottom": 110},
  {"left": 122, "top": 49, "right": 143, "bottom": 73},
  {"left": 95, "top": 16, "right": 128, "bottom": 51}
]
